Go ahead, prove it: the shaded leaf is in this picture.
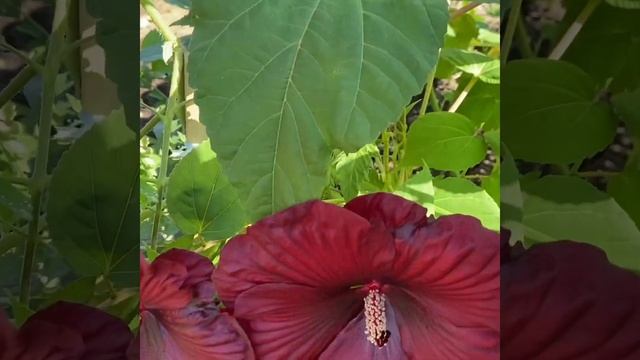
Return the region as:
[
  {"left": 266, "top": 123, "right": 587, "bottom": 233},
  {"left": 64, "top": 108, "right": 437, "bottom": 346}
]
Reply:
[
  {"left": 503, "top": 59, "right": 616, "bottom": 164},
  {"left": 48, "top": 110, "right": 139, "bottom": 286},
  {"left": 523, "top": 175, "right": 640, "bottom": 272}
]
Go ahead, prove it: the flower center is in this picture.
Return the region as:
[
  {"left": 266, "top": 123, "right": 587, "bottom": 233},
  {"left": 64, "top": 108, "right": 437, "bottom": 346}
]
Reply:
[{"left": 363, "top": 282, "right": 390, "bottom": 348}]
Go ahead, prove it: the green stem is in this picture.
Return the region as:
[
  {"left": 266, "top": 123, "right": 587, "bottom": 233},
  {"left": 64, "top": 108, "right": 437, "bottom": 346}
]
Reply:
[
  {"left": 20, "top": 0, "right": 69, "bottom": 304},
  {"left": 501, "top": 0, "right": 522, "bottom": 65},
  {"left": 419, "top": 69, "right": 436, "bottom": 116},
  {"left": 451, "top": 2, "right": 481, "bottom": 20},
  {"left": 429, "top": 90, "right": 441, "bottom": 112},
  {"left": 0, "top": 65, "right": 37, "bottom": 109},
  {"left": 548, "top": 0, "right": 602, "bottom": 60},
  {"left": 140, "top": 113, "right": 161, "bottom": 138},
  {"left": 449, "top": 76, "right": 478, "bottom": 113},
  {"left": 382, "top": 130, "right": 391, "bottom": 189},
  {"left": 515, "top": 14, "right": 534, "bottom": 58},
  {"left": 142, "top": 0, "right": 185, "bottom": 250}
]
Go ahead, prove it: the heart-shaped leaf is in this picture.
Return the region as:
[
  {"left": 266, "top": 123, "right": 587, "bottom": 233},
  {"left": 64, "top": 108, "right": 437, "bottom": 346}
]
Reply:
[
  {"left": 166, "top": 141, "right": 246, "bottom": 240},
  {"left": 503, "top": 59, "right": 616, "bottom": 164},
  {"left": 404, "top": 112, "right": 487, "bottom": 171},
  {"left": 48, "top": 110, "right": 138, "bottom": 286},
  {"left": 188, "top": 0, "right": 448, "bottom": 221}
]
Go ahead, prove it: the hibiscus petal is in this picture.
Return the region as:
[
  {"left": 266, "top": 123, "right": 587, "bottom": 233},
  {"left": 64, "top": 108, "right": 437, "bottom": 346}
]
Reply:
[
  {"left": 387, "top": 215, "right": 500, "bottom": 358},
  {"left": 232, "top": 283, "right": 361, "bottom": 360},
  {"left": 345, "top": 193, "right": 428, "bottom": 240},
  {"left": 214, "top": 200, "right": 396, "bottom": 309},
  {"left": 8, "top": 301, "right": 132, "bottom": 360},
  {"left": 320, "top": 305, "right": 407, "bottom": 360},
  {"left": 502, "top": 241, "right": 640, "bottom": 359},
  {"left": 141, "top": 249, "right": 215, "bottom": 311},
  {"left": 141, "top": 307, "right": 254, "bottom": 360}
]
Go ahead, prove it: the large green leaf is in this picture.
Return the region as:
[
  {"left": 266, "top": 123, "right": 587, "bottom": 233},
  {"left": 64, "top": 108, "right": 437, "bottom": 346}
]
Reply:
[
  {"left": 503, "top": 59, "right": 616, "bottom": 164},
  {"left": 166, "top": 140, "right": 246, "bottom": 240},
  {"left": 403, "top": 112, "right": 487, "bottom": 171},
  {"left": 432, "top": 177, "right": 499, "bottom": 231},
  {"left": 523, "top": 176, "right": 640, "bottom": 272},
  {"left": 48, "top": 110, "right": 138, "bottom": 286},
  {"left": 189, "top": 0, "right": 448, "bottom": 221},
  {"left": 606, "top": 0, "right": 640, "bottom": 8}
]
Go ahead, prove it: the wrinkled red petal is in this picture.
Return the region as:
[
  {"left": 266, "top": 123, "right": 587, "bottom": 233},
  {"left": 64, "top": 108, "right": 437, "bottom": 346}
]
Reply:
[
  {"left": 0, "top": 310, "right": 17, "bottom": 357},
  {"left": 387, "top": 215, "right": 500, "bottom": 358},
  {"left": 233, "top": 283, "right": 360, "bottom": 359},
  {"left": 214, "top": 200, "right": 396, "bottom": 309},
  {"left": 141, "top": 249, "right": 215, "bottom": 311},
  {"left": 141, "top": 308, "right": 253, "bottom": 360},
  {"left": 345, "top": 193, "right": 428, "bottom": 240},
  {"left": 4, "top": 301, "right": 132, "bottom": 360},
  {"left": 502, "top": 241, "right": 640, "bottom": 359},
  {"left": 320, "top": 306, "right": 407, "bottom": 360}
]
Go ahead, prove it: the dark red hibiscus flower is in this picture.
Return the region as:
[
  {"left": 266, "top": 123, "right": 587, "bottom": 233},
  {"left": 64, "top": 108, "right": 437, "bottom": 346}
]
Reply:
[
  {"left": 214, "top": 193, "right": 500, "bottom": 359},
  {"left": 501, "top": 232, "right": 640, "bottom": 359},
  {"left": 140, "top": 248, "right": 254, "bottom": 359},
  {"left": 0, "top": 301, "right": 133, "bottom": 360}
]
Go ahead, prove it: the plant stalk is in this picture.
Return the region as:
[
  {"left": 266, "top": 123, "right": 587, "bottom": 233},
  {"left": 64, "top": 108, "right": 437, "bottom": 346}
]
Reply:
[
  {"left": 501, "top": 0, "right": 523, "bottom": 65},
  {"left": 20, "top": 0, "right": 69, "bottom": 304},
  {"left": 449, "top": 76, "right": 478, "bottom": 113},
  {"left": 142, "top": 0, "right": 185, "bottom": 249},
  {"left": 419, "top": 70, "right": 436, "bottom": 116},
  {"left": 548, "top": 0, "right": 602, "bottom": 60}
]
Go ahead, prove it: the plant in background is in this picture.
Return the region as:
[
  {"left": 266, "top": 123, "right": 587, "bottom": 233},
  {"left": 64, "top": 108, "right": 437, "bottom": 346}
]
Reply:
[
  {"left": 0, "top": 0, "right": 138, "bottom": 349},
  {"left": 501, "top": 0, "right": 640, "bottom": 357}
]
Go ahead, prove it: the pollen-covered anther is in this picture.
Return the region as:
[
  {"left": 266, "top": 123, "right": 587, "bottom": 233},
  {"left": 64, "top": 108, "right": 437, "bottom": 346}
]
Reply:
[{"left": 364, "top": 286, "right": 390, "bottom": 347}]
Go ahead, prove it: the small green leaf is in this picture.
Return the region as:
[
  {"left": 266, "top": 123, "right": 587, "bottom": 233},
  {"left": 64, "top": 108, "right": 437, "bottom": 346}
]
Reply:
[
  {"left": 10, "top": 299, "right": 34, "bottom": 326},
  {"left": 48, "top": 109, "right": 138, "bottom": 286},
  {"left": 440, "top": 48, "right": 500, "bottom": 83},
  {"left": 483, "top": 129, "right": 500, "bottom": 156},
  {"left": 609, "top": 169, "right": 640, "bottom": 229},
  {"left": 612, "top": 87, "right": 640, "bottom": 137},
  {"left": 432, "top": 177, "right": 500, "bottom": 231},
  {"left": 167, "top": 140, "right": 246, "bottom": 240},
  {"left": 333, "top": 144, "right": 380, "bottom": 201},
  {"left": 523, "top": 175, "right": 640, "bottom": 272},
  {"left": 457, "top": 82, "right": 500, "bottom": 130},
  {"left": 482, "top": 166, "right": 500, "bottom": 204},
  {"left": 404, "top": 112, "right": 487, "bottom": 171},
  {"left": 395, "top": 165, "right": 434, "bottom": 210},
  {"left": 503, "top": 59, "right": 616, "bottom": 164}
]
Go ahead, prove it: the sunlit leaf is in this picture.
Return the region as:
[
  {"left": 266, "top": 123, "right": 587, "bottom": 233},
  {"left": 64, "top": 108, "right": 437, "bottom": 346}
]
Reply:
[
  {"left": 189, "top": 0, "right": 448, "bottom": 221},
  {"left": 166, "top": 141, "right": 246, "bottom": 240}
]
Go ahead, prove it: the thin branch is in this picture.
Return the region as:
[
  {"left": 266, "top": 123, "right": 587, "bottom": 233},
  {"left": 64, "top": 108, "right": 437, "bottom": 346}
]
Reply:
[{"left": 548, "top": 0, "right": 602, "bottom": 60}]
